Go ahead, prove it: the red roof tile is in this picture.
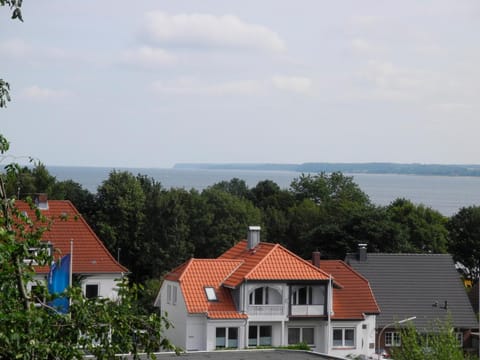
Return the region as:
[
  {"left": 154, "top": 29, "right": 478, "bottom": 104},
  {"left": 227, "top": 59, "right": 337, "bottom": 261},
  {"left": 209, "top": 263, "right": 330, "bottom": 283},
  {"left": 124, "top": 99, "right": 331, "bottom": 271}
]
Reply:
[
  {"left": 167, "top": 259, "right": 247, "bottom": 319},
  {"left": 320, "top": 260, "right": 380, "bottom": 320},
  {"left": 15, "top": 200, "right": 128, "bottom": 274},
  {"left": 219, "top": 240, "right": 331, "bottom": 287}
]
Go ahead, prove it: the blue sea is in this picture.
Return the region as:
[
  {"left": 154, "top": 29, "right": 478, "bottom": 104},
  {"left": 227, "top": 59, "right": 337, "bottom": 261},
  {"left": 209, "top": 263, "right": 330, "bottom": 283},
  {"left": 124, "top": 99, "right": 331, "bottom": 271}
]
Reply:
[{"left": 47, "top": 166, "right": 480, "bottom": 217}]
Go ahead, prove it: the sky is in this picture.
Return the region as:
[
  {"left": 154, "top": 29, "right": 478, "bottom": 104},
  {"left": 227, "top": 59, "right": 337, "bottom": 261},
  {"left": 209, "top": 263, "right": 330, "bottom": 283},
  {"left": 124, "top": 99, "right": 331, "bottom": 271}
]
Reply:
[{"left": 2, "top": 1, "right": 480, "bottom": 168}]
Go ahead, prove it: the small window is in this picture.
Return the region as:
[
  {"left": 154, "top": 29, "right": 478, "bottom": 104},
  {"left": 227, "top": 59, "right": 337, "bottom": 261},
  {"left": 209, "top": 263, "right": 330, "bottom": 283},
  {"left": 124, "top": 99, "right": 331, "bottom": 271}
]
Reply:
[
  {"left": 333, "top": 328, "right": 355, "bottom": 348},
  {"left": 385, "top": 331, "right": 401, "bottom": 347},
  {"left": 85, "top": 284, "right": 99, "bottom": 299},
  {"left": 167, "top": 284, "right": 172, "bottom": 304},
  {"left": 205, "top": 287, "right": 217, "bottom": 301},
  {"left": 172, "top": 286, "right": 177, "bottom": 305},
  {"left": 288, "top": 327, "right": 315, "bottom": 345},
  {"left": 455, "top": 332, "right": 463, "bottom": 347}
]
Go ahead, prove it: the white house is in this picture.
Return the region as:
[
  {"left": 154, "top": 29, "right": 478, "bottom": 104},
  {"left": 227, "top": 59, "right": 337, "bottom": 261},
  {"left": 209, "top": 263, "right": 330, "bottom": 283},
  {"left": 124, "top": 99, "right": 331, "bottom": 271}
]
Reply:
[
  {"left": 17, "top": 196, "right": 128, "bottom": 300},
  {"left": 155, "top": 227, "right": 379, "bottom": 357}
]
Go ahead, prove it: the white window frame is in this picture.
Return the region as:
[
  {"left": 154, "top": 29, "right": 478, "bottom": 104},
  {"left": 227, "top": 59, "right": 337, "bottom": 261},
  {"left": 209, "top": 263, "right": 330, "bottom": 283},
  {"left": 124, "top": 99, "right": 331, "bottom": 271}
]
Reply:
[
  {"left": 385, "top": 331, "right": 401, "bottom": 347},
  {"left": 455, "top": 332, "right": 463, "bottom": 347},
  {"left": 288, "top": 327, "right": 315, "bottom": 345},
  {"left": 332, "top": 327, "right": 355, "bottom": 348},
  {"left": 215, "top": 327, "right": 239, "bottom": 349},
  {"left": 85, "top": 283, "right": 100, "bottom": 299},
  {"left": 291, "top": 286, "right": 314, "bottom": 305},
  {"left": 248, "top": 325, "right": 272, "bottom": 347},
  {"left": 172, "top": 285, "right": 177, "bottom": 305},
  {"left": 167, "top": 284, "right": 172, "bottom": 304},
  {"left": 205, "top": 287, "right": 217, "bottom": 301}
]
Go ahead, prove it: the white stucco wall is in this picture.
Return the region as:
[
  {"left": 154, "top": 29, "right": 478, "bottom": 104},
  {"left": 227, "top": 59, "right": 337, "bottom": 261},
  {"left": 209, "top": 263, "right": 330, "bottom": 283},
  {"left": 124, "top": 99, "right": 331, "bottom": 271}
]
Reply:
[
  {"left": 31, "top": 273, "right": 124, "bottom": 300},
  {"left": 157, "top": 280, "right": 189, "bottom": 351},
  {"left": 329, "top": 315, "right": 376, "bottom": 358}
]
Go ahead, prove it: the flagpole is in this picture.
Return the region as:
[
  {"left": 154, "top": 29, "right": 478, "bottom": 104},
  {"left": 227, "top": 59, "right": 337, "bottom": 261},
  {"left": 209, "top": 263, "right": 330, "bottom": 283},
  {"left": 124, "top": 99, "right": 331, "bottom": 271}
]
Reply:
[{"left": 70, "top": 239, "right": 73, "bottom": 288}]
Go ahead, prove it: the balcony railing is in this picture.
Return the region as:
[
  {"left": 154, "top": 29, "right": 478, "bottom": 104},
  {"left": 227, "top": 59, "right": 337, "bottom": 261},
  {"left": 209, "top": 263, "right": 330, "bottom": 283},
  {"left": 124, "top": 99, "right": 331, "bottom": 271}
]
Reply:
[
  {"left": 290, "top": 304, "right": 324, "bottom": 316},
  {"left": 247, "top": 304, "right": 284, "bottom": 316}
]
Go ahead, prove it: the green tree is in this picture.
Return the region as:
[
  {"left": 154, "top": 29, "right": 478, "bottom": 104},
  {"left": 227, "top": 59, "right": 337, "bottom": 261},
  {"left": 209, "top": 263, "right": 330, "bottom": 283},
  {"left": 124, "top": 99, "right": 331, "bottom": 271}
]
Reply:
[
  {"left": 0, "top": 137, "right": 175, "bottom": 359},
  {"left": 386, "top": 198, "right": 448, "bottom": 253},
  {"left": 95, "top": 171, "right": 147, "bottom": 282},
  {"left": 194, "top": 188, "right": 262, "bottom": 258},
  {"left": 448, "top": 205, "right": 480, "bottom": 280},
  {"left": 391, "top": 319, "right": 466, "bottom": 360}
]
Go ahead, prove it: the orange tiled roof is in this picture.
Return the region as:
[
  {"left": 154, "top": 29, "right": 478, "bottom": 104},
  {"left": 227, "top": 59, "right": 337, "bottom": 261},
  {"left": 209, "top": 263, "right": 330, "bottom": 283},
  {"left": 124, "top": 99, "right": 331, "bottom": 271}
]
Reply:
[
  {"left": 166, "top": 259, "right": 247, "bottom": 319},
  {"left": 320, "top": 260, "right": 380, "bottom": 320},
  {"left": 219, "top": 240, "right": 331, "bottom": 288},
  {"left": 15, "top": 200, "right": 128, "bottom": 274}
]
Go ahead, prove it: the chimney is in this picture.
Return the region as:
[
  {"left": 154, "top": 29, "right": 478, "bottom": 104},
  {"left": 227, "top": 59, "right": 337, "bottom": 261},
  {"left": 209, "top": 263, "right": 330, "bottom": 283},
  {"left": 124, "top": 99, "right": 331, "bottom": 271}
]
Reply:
[
  {"left": 247, "top": 226, "right": 261, "bottom": 250},
  {"left": 312, "top": 251, "right": 321, "bottom": 268},
  {"left": 34, "top": 193, "right": 49, "bottom": 210},
  {"left": 358, "top": 243, "right": 367, "bottom": 262}
]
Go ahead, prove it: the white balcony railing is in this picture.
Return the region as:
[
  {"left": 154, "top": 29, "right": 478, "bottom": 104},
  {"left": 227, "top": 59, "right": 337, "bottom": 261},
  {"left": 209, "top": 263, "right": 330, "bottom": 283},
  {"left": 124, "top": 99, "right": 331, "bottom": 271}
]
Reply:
[
  {"left": 290, "top": 304, "right": 324, "bottom": 316},
  {"left": 247, "top": 304, "right": 284, "bottom": 316}
]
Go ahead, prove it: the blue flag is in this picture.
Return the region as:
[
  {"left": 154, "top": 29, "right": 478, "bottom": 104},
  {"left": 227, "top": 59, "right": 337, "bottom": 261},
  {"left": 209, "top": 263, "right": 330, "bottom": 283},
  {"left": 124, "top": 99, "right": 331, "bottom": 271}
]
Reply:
[{"left": 47, "top": 254, "right": 71, "bottom": 314}]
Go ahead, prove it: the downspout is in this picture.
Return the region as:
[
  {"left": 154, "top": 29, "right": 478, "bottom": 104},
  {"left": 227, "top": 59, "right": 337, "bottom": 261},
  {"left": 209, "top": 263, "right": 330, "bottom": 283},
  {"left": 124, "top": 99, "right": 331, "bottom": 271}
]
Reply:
[{"left": 326, "top": 275, "right": 332, "bottom": 355}]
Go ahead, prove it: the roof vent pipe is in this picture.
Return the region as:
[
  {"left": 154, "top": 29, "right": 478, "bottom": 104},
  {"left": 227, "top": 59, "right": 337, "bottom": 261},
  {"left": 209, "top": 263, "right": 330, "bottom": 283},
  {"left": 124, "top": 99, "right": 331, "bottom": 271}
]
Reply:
[
  {"left": 358, "top": 243, "right": 368, "bottom": 262},
  {"left": 247, "top": 226, "right": 261, "bottom": 250}
]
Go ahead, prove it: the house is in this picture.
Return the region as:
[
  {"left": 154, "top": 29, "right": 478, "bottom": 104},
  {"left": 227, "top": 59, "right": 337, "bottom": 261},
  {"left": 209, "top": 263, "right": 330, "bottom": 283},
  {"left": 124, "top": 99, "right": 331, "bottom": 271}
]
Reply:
[
  {"left": 155, "top": 227, "right": 379, "bottom": 357},
  {"left": 16, "top": 196, "right": 128, "bottom": 300},
  {"left": 346, "top": 244, "right": 478, "bottom": 355}
]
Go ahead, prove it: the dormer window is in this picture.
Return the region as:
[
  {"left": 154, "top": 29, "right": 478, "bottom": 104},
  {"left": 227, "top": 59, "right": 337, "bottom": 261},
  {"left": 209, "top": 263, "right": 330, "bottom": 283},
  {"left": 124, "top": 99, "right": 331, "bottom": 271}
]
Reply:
[{"left": 205, "top": 287, "right": 217, "bottom": 301}]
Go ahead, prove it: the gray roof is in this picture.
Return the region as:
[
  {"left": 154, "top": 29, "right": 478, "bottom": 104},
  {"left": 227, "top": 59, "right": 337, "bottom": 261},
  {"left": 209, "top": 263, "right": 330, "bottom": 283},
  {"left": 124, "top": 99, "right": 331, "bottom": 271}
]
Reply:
[{"left": 345, "top": 253, "right": 478, "bottom": 330}]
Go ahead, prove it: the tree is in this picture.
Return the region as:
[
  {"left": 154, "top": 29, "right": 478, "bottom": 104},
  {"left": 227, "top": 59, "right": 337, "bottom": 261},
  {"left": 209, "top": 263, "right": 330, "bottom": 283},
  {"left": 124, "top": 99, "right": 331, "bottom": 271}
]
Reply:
[
  {"left": 386, "top": 198, "right": 448, "bottom": 253},
  {"left": 391, "top": 319, "right": 467, "bottom": 360},
  {"left": 448, "top": 205, "right": 480, "bottom": 280},
  {"left": 193, "top": 188, "right": 262, "bottom": 258},
  {"left": 0, "top": 137, "right": 176, "bottom": 358},
  {"left": 95, "top": 171, "right": 147, "bottom": 282}
]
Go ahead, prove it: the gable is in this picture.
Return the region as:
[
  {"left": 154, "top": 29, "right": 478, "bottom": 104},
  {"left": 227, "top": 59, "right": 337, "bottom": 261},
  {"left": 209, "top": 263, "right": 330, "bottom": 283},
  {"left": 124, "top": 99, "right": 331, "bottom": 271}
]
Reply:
[
  {"left": 220, "top": 240, "right": 331, "bottom": 288},
  {"left": 320, "top": 260, "right": 380, "bottom": 320},
  {"left": 16, "top": 200, "right": 127, "bottom": 274}
]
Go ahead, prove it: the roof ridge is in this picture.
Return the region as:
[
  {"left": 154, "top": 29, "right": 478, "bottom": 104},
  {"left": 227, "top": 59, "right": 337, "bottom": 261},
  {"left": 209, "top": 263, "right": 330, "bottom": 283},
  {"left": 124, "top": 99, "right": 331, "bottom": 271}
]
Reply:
[
  {"left": 278, "top": 245, "right": 333, "bottom": 278},
  {"left": 243, "top": 243, "right": 280, "bottom": 280},
  {"left": 178, "top": 258, "right": 195, "bottom": 282},
  {"left": 221, "top": 260, "right": 245, "bottom": 285}
]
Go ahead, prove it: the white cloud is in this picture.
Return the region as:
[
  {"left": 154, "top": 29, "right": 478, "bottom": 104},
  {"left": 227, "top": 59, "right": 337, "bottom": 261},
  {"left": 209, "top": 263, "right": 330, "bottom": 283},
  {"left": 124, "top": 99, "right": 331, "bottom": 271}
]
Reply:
[
  {"left": 271, "top": 75, "right": 312, "bottom": 94},
  {"left": 152, "top": 78, "right": 264, "bottom": 96},
  {"left": 143, "top": 11, "right": 286, "bottom": 52},
  {"left": 22, "top": 85, "right": 70, "bottom": 101},
  {"left": 121, "top": 46, "right": 176, "bottom": 67},
  {"left": 0, "top": 38, "right": 31, "bottom": 57}
]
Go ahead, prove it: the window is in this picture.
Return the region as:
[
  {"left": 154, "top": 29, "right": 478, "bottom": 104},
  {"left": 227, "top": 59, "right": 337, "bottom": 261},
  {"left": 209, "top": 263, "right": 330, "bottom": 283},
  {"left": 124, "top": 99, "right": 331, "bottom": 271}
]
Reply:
[
  {"left": 23, "top": 243, "right": 52, "bottom": 265},
  {"left": 166, "top": 284, "right": 177, "bottom": 305},
  {"left": 205, "top": 287, "right": 217, "bottom": 301},
  {"left": 172, "top": 286, "right": 177, "bottom": 305},
  {"left": 333, "top": 328, "right": 355, "bottom": 348},
  {"left": 455, "top": 332, "right": 463, "bottom": 347},
  {"left": 288, "top": 327, "right": 314, "bottom": 345},
  {"left": 291, "top": 286, "right": 314, "bottom": 305},
  {"left": 385, "top": 331, "right": 401, "bottom": 347},
  {"left": 85, "top": 284, "right": 99, "bottom": 299},
  {"left": 249, "top": 287, "right": 281, "bottom": 305},
  {"left": 248, "top": 325, "right": 272, "bottom": 346},
  {"left": 216, "top": 327, "right": 238, "bottom": 349}
]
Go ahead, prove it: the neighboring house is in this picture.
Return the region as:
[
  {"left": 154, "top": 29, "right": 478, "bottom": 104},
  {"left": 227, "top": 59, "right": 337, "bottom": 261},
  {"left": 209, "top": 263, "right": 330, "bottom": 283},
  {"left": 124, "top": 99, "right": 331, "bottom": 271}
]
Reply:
[
  {"left": 155, "top": 227, "right": 379, "bottom": 358},
  {"left": 17, "top": 195, "right": 128, "bottom": 300},
  {"left": 346, "top": 245, "right": 478, "bottom": 355}
]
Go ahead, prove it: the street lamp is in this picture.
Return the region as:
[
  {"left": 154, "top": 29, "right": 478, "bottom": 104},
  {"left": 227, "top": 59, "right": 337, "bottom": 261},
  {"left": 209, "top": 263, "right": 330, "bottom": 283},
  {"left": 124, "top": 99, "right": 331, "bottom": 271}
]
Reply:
[{"left": 377, "top": 316, "right": 416, "bottom": 360}]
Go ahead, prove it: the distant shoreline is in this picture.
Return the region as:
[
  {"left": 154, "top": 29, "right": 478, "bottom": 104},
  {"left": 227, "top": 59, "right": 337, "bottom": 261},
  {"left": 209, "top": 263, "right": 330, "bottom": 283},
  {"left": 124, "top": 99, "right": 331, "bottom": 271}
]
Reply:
[{"left": 173, "top": 162, "right": 480, "bottom": 177}]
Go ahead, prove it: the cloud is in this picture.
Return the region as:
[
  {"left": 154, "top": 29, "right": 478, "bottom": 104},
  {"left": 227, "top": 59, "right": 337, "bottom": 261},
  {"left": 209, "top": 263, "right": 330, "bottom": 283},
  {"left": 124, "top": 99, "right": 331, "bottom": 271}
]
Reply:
[
  {"left": 121, "top": 46, "right": 176, "bottom": 67},
  {"left": 152, "top": 78, "right": 264, "bottom": 96},
  {"left": 271, "top": 75, "right": 312, "bottom": 94},
  {"left": 143, "top": 11, "right": 286, "bottom": 52},
  {"left": 22, "top": 85, "right": 70, "bottom": 101},
  {"left": 0, "top": 38, "right": 31, "bottom": 57}
]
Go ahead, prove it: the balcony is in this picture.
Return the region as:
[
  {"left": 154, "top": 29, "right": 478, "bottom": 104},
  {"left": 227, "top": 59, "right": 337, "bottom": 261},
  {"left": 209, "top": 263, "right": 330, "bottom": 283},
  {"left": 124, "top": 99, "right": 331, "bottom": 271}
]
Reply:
[
  {"left": 247, "top": 304, "right": 284, "bottom": 316},
  {"left": 290, "top": 304, "right": 324, "bottom": 316}
]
